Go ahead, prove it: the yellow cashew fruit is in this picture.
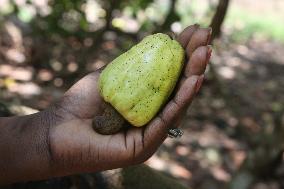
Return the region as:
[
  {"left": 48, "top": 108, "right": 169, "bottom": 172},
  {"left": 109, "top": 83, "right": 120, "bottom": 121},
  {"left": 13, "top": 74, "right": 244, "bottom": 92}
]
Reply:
[{"left": 99, "top": 33, "right": 185, "bottom": 127}]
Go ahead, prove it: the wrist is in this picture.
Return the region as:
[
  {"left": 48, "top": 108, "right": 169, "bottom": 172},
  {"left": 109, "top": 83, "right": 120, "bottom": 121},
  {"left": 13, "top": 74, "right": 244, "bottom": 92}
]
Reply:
[{"left": 0, "top": 107, "right": 57, "bottom": 184}]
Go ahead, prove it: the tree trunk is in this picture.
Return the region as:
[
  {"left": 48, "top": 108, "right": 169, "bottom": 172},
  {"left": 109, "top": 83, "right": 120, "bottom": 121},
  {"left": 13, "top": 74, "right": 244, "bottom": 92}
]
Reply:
[{"left": 209, "top": 0, "right": 230, "bottom": 41}]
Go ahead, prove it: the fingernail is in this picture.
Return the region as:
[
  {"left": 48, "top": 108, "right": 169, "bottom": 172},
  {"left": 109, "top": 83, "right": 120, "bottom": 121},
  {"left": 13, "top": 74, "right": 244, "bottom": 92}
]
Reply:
[
  {"left": 207, "top": 27, "right": 212, "bottom": 45},
  {"left": 207, "top": 45, "right": 212, "bottom": 62},
  {"left": 195, "top": 75, "right": 205, "bottom": 93},
  {"left": 208, "top": 27, "right": 212, "bottom": 34}
]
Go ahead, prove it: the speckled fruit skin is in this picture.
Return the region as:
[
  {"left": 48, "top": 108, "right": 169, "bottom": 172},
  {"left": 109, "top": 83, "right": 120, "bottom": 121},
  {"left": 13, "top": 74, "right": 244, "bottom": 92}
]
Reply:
[{"left": 99, "top": 33, "right": 185, "bottom": 127}]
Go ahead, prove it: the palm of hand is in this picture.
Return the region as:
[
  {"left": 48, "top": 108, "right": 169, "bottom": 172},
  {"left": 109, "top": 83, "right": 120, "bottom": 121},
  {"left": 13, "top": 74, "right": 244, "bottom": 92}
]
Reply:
[{"left": 48, "top": 25, "right": 212, "bottom": 176}]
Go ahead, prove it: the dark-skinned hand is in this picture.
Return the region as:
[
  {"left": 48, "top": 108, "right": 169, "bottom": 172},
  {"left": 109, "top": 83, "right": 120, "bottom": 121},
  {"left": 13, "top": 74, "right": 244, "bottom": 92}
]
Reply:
[{"left": 0, "top": 24, "right": 212, "bottom": 183}]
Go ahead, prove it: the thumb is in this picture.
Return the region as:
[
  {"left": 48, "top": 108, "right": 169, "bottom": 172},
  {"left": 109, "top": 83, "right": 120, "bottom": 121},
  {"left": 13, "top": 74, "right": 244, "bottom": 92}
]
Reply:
[{"left": 57, "top": 72, "right": 103, "bottom": 119}]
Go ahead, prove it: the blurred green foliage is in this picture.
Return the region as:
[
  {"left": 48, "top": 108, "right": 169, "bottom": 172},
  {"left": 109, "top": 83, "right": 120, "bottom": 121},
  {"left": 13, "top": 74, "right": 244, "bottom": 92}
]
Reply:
[
  {"left": 0, "top": 0, "right": 213, "bottom": 38},
  {"left": 1, "top": 0, "right": 282, "bottom": 43},
  {"left": 225, "top": 7, "right": 284, "bottom": 43}
]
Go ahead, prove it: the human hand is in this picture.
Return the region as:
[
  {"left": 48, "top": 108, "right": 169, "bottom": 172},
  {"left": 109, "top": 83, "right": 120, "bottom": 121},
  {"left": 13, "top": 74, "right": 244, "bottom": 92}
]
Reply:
[
  {"left": 0, "top": 24, "right": 212, "bottom": 184},
  {"left": 47, "top": 24, "right": 212, "bottom": 177}
]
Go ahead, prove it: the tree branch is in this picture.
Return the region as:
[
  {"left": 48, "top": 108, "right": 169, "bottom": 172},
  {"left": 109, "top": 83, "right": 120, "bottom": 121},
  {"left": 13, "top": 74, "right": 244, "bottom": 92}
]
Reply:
[{"left": 209, "top": 0, "right": 230, "bottom": 41}]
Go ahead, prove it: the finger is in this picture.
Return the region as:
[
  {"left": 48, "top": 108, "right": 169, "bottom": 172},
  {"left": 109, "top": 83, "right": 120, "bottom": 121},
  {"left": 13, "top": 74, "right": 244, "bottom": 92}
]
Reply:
[
  {"left": 185, "top": 45, "right": 211, "bottom": 77},
  {"left": 172, "top": 47, "right": 210, "bottom": 128},
  {"left": 143, "top": 75, "right": 200, "bottom": 149},
  {"left": 171, "top": 46, "right": 209, "bottom": 127},
  {"left": 176, "top": 28, "right": 211, "bottom": 89},
  {"left": 186, "top": 27, "right": 212, "bottom": 58},
  {"left": 177, "top": 24, "right": 200, "bottom": 48},
  {"left": 172, "top": 74, "right": 204, "bottom": 129},
  {"left": 58, "top": 72, "right": 103, "bottom": 119},
  {"left": 176, "top": 45, "right": 210, "bottom": 95}
]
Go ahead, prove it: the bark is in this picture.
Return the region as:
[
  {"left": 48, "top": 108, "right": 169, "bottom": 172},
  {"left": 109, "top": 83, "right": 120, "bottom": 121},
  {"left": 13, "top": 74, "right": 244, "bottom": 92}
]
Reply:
[{"left": 209, "top": 0, "right": 230, "bottom": 41}]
